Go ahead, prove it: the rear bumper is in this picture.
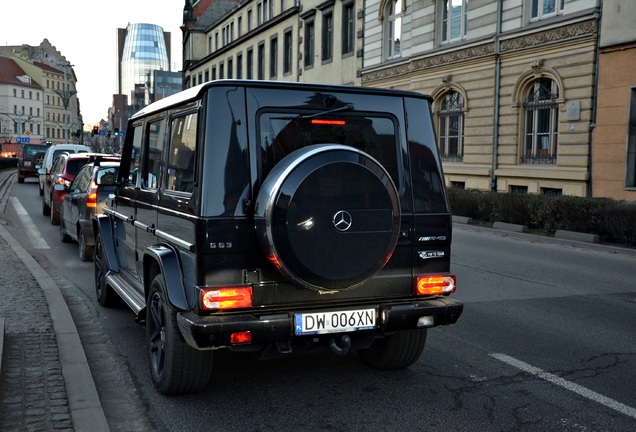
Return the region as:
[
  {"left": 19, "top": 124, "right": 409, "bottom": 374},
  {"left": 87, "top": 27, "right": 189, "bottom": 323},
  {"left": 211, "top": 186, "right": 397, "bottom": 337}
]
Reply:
[{"left": 176, "top": 297, "right": 463, "bottom": 350}]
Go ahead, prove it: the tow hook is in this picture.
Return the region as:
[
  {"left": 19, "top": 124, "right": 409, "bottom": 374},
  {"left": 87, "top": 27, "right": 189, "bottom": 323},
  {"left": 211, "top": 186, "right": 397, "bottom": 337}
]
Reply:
[{"left": 329, "top": 335, "right": 351, "bottom": 356}]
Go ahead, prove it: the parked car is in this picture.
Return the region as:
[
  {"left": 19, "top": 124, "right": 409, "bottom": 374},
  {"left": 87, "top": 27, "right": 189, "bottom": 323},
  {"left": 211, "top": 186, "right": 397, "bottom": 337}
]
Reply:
[
  {"left": 42, "top": 152, "right": 116, "bottom": 225},
  {"left": 95, "top": 80, "right": 463, "bottom": 395},
  {"left": 59, "top": 157, "right": 120, "bottom": 261},
  {"left": 17, "top": 143, "right": 51, "bottom": 183},
  {"left": 37, "top": 143, "right": 92, "bottom": 196}
]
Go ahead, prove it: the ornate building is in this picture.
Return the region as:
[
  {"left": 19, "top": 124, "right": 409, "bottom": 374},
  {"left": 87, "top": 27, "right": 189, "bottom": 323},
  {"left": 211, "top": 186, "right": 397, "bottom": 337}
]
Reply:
[
  {"left": 362, "top": 0, "right": 600, "bottom": 197},
  {"left": 181, "top": 0, "right": 364, "bottom": 88}
]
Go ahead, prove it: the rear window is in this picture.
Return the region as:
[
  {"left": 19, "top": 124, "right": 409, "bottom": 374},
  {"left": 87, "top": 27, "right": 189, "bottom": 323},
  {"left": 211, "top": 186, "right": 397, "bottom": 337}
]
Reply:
[
  {"left": 24, "top": 146, "right": 47, "bottom": 157},
  {"left": 259, "top": 112, "right": 399, "bottom": 183},
  {"left": 66, "top": 159, "right": 90, "bottom": 175}
]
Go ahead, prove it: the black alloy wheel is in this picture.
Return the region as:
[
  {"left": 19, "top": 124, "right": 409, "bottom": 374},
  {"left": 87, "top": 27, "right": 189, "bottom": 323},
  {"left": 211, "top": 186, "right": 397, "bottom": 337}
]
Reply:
[
  {"left": 94, "top": 233, "right": 117, "bottom": 307},
  {"left": 146, "top": 274, "right": 213, "bottom": 395}
]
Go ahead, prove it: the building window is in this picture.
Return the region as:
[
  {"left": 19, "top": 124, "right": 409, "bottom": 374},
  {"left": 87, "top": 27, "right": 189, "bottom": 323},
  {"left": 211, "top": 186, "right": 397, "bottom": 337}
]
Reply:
[
  {"left": 342, "top": 2, "right": 355, "bottom": 56},
  {"left": 437, "top": 91, "right": 464, "bottom": 162},
  {"left": 238, "top": 16, "right": 243, "bottom": 37},
  {"left": 626, "top": 88, "right": 636, "bottom": 188},
  {"left": 322, "top": 11, "right": 333, "bottom": 63},
  {"left": 228, "top": 58, "right": 233, "bottom": 79},
  {"left": 220, "top": 63, "right": 224, "bottom": 79},
  {"left": 531, "top": 0, "right": 564, "bottom": 21},
  {"left": 237, "top": 53, "right": 243, "bottom": 79},
  {"left": 247, "top": 48, "right": 254, "bottom": 79},
  {"left": 270, "top": 36, "right": 278, "bottom": 78},
  {"left": 204, "top": 69, "right": 209, "bottom": 82},
  {"left": 522, "top": 78, "right": 559, "bottom": 164},
  {"left": 215, "top": 32, "right": 219, "bottom": 50},
  {"left": 510, "top": 185, "right": 528, "bottom": 194},
  {"left": 258, "top": 43, "right": 265, "bottom": 80},
  {"left": 385, "top": 0, "right": 402, "bottom": 60},
  {"left": 304, "top": 19, "right": 315, "bottom": 68},
  {"left": 283, "top": 29, "right": 293, "bottom": 75},
  {"left": 248, "top": 9, "right": 253, "bottom": 31},
  {"left": 208, "top": 36, "right": 212, "bottom": 54},
  {"left": 212, "top": 66, "right": 217, "bottom": 80},
  {"left": 442, "top": 0, "right": 468, "bottom": 43}
]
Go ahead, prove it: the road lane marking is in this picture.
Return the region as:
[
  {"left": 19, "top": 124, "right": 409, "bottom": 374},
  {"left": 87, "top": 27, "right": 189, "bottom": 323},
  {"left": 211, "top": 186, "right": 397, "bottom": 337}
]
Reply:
[
  {"left": 10, "top": 197, "right": 50, "bottom": 249},
  {"left": 491, "top": 353, "right": 636, "bottom": 419}
]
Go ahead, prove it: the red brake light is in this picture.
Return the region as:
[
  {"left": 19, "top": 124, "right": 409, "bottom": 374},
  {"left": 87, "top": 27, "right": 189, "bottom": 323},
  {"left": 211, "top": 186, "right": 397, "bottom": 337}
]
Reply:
[
  {"left": 310, "top": 119, "right": 346, "bottom": 126},
  {"left": 415, "top": 275, "right": 456, "bottom": 296},
  {"left": 201, "top": 287, "right": 253, "bottom": 310},
  {"left": 230, "top": 331, "right": 252, "bottom": 345}
]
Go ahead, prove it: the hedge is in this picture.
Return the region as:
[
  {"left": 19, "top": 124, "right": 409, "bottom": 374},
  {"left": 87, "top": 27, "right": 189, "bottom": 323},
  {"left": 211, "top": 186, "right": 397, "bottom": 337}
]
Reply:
[{"left": 447, "top": 188, "right": 636, "bottom": 247}]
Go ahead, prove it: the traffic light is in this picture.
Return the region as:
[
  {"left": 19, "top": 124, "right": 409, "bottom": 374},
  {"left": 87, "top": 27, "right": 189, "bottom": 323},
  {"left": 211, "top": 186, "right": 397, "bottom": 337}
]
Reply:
[
  {"left": 114, "top": 128, "right": 119, "bottom": 136},
  {"left": 92, "top": 126, "right": 99, "bottom": 136}
]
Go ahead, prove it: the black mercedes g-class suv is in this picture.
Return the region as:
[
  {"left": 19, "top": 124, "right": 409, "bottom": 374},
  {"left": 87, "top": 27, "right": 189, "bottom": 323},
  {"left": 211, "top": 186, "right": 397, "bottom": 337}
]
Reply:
[{"left": 94, "top": 80, "right": 463, "bottom": 395}]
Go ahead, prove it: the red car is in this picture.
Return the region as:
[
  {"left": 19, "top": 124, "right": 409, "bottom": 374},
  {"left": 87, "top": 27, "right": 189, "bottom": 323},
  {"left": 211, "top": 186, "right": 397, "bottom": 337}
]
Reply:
[{"left": 41, "top": 152, "right": 119, "bottom": 225}]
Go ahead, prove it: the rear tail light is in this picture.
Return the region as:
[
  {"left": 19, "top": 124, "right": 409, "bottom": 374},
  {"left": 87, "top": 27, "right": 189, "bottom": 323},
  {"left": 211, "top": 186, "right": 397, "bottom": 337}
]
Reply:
[
  {"left": 87, "top": 180, "right": 98, "bottom": 208},
  {"left": 414, "top": 275, "right": 456, "bottom": 296},
  {"left": 200, "top": 286, "right": 253, "bottom": 311}
]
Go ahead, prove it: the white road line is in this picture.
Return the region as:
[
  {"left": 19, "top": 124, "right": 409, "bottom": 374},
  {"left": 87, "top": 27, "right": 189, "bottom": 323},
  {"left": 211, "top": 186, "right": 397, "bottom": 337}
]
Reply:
[
  {"left": 491, "top": 353, "right": 636, "bottom": 419},
  {"left": 10, "top": 197, "right": 50, "bottom": 249}
]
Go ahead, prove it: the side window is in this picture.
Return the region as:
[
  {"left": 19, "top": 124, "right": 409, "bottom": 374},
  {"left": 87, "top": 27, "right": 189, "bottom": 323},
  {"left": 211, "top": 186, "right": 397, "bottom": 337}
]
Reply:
[
  {"left": 166, "top": 112, "right": 198, "bottom": 193},
  {"left": 144, "top": 120, "right": 164, "bottom": 190},
  {"left": 127, "top": 124, "right": 143, "bottom": 186},
  {"left": 75, "top": 167, "right": 92, "bottom": 192}
]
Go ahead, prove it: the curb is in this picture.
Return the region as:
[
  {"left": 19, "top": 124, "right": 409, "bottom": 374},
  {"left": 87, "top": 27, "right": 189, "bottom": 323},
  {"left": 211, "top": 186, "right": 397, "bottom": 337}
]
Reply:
[
  {"left": 0, "top": 219, "right": 110, "bottom": 431},
  {"left": 0, "top": 317, "right": 4, "bottom": 376}
]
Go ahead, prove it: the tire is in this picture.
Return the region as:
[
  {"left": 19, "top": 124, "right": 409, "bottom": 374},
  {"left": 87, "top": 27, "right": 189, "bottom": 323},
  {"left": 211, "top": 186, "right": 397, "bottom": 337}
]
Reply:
[
  {"left": 39, "top": 183, "right": 44, "bottom": 196},
  {"left": 254, "top": 145, "right": 400, "bottom": 292},
  {"left": 42, "top": 196, "right": 51, "bottom": 216},
  {"left": 94, "top": 233, "right": 117, "bottom": 307},
  {"left": 79, "top": 230, "right": 94, "bottom": 262},
  {"left": 146, "top": 274, "right": 213, "bottom": 395},
  {"left": 357, "top": 329, "right": 427, "bottom": 370},
  {"left": 50, "top": 197, "right": 60, "bottom": 225},
  {"left": 59, "top": 212, "right": 71, "bottom": 243},
  {"left": 18, "top": 176, "right": 25, "bottom": 184},
  {"left": 33, "top": 152, "right": 45, "bottom": 168}
]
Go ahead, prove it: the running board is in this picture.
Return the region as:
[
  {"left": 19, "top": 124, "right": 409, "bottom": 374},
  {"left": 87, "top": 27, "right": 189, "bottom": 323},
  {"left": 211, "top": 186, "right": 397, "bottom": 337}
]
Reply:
[{"left": 106, "top": 273, "right": 145, "bottom": 314}]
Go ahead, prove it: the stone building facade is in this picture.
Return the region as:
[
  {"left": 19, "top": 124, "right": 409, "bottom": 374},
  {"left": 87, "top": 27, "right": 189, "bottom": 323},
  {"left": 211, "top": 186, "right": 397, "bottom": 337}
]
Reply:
[
  {"left": 182, "top": 0, "right": 364, "bottom": 88},
  {"left": 362, "top": 0, "right": 600, "bottom": 197}
]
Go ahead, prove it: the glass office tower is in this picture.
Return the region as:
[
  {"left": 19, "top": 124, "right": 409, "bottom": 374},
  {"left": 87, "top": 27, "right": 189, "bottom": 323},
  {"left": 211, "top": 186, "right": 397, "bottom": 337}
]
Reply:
[{"left": 120, "top": 23, "right": 170, "bottom": 110}]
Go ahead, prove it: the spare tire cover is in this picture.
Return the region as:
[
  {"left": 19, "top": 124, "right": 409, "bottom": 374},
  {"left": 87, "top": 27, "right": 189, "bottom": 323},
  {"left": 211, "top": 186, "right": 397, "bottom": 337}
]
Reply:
[{"left": 255, "top": 144, "right": 400, "bottom": 291}]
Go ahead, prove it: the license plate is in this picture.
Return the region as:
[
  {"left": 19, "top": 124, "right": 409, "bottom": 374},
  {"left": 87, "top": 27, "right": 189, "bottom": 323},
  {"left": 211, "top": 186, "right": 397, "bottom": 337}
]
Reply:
[
  {"left": 295, "top": 308, "right": 376, "bottom": 335},
  {"left": 24, "top": 161, "right": 31, "bottom": 167}
]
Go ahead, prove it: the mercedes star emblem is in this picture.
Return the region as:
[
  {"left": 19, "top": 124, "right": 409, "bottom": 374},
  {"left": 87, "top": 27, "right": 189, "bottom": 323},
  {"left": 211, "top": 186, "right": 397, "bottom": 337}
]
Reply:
[{"left": 332, "top": 210, "right": 352, "bottom": 232}]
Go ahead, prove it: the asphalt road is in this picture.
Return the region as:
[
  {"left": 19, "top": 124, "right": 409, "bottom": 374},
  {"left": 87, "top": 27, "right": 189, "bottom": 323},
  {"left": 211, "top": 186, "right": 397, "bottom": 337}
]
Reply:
[{"left": 6, "top": 177, "right": 636, "bottom": 432}]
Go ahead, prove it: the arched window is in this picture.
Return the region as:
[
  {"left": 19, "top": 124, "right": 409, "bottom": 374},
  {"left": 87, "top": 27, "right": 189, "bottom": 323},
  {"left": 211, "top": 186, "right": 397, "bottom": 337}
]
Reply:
[
  {"left": 523, "top": 78, "right": 559, "bottom": 164},
  {"left": 385, "top": 0, "right": 403, "bottom": 60},
  {"left": 438, "top": 91, "right": 464, "bottom": 162}
]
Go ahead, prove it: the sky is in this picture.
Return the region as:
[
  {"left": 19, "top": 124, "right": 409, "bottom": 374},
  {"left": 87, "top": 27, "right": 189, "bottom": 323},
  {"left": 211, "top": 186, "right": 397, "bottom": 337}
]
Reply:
[{"left": 1, "top": 0, "right": 184, "bottom": 129}]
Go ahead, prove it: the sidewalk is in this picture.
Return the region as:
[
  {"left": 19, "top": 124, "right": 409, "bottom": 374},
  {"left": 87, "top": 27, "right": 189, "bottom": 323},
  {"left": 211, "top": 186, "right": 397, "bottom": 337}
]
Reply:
[{"left": 0, "top": 169, "right": 109, "bottom": 431}]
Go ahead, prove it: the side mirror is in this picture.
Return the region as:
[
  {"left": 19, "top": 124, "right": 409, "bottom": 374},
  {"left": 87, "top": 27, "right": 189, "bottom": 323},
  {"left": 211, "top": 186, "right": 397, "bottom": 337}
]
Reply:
[
  {"left": 37, "top": 168, "right": 46, "bottom": 175},
  {"left": 53, "top": 183, "right": 66, "bottom": 192}
]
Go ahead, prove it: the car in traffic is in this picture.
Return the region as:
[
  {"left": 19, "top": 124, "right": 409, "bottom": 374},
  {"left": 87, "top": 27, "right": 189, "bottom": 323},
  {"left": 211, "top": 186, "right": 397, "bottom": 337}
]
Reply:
[
  {"left": 37, "top": 143, "right": 92, "bottom": 196},
  {"left": 17, "top": 143, "right": 51, "bottom": 183},
  {"left": 94, "top": 80, "right": 463, "bottom": 395},
  {"left": 59, "top": 157, "right": 119, "bottom": 261},
  {"left": 42, "top": 152, "right": 116, "bottom": 225}
]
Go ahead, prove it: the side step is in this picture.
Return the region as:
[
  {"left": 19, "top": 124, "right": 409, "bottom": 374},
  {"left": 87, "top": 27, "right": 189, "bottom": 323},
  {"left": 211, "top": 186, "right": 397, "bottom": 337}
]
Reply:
[{"left": 106, "top": 273, "right": 145, "bottom": 314}]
